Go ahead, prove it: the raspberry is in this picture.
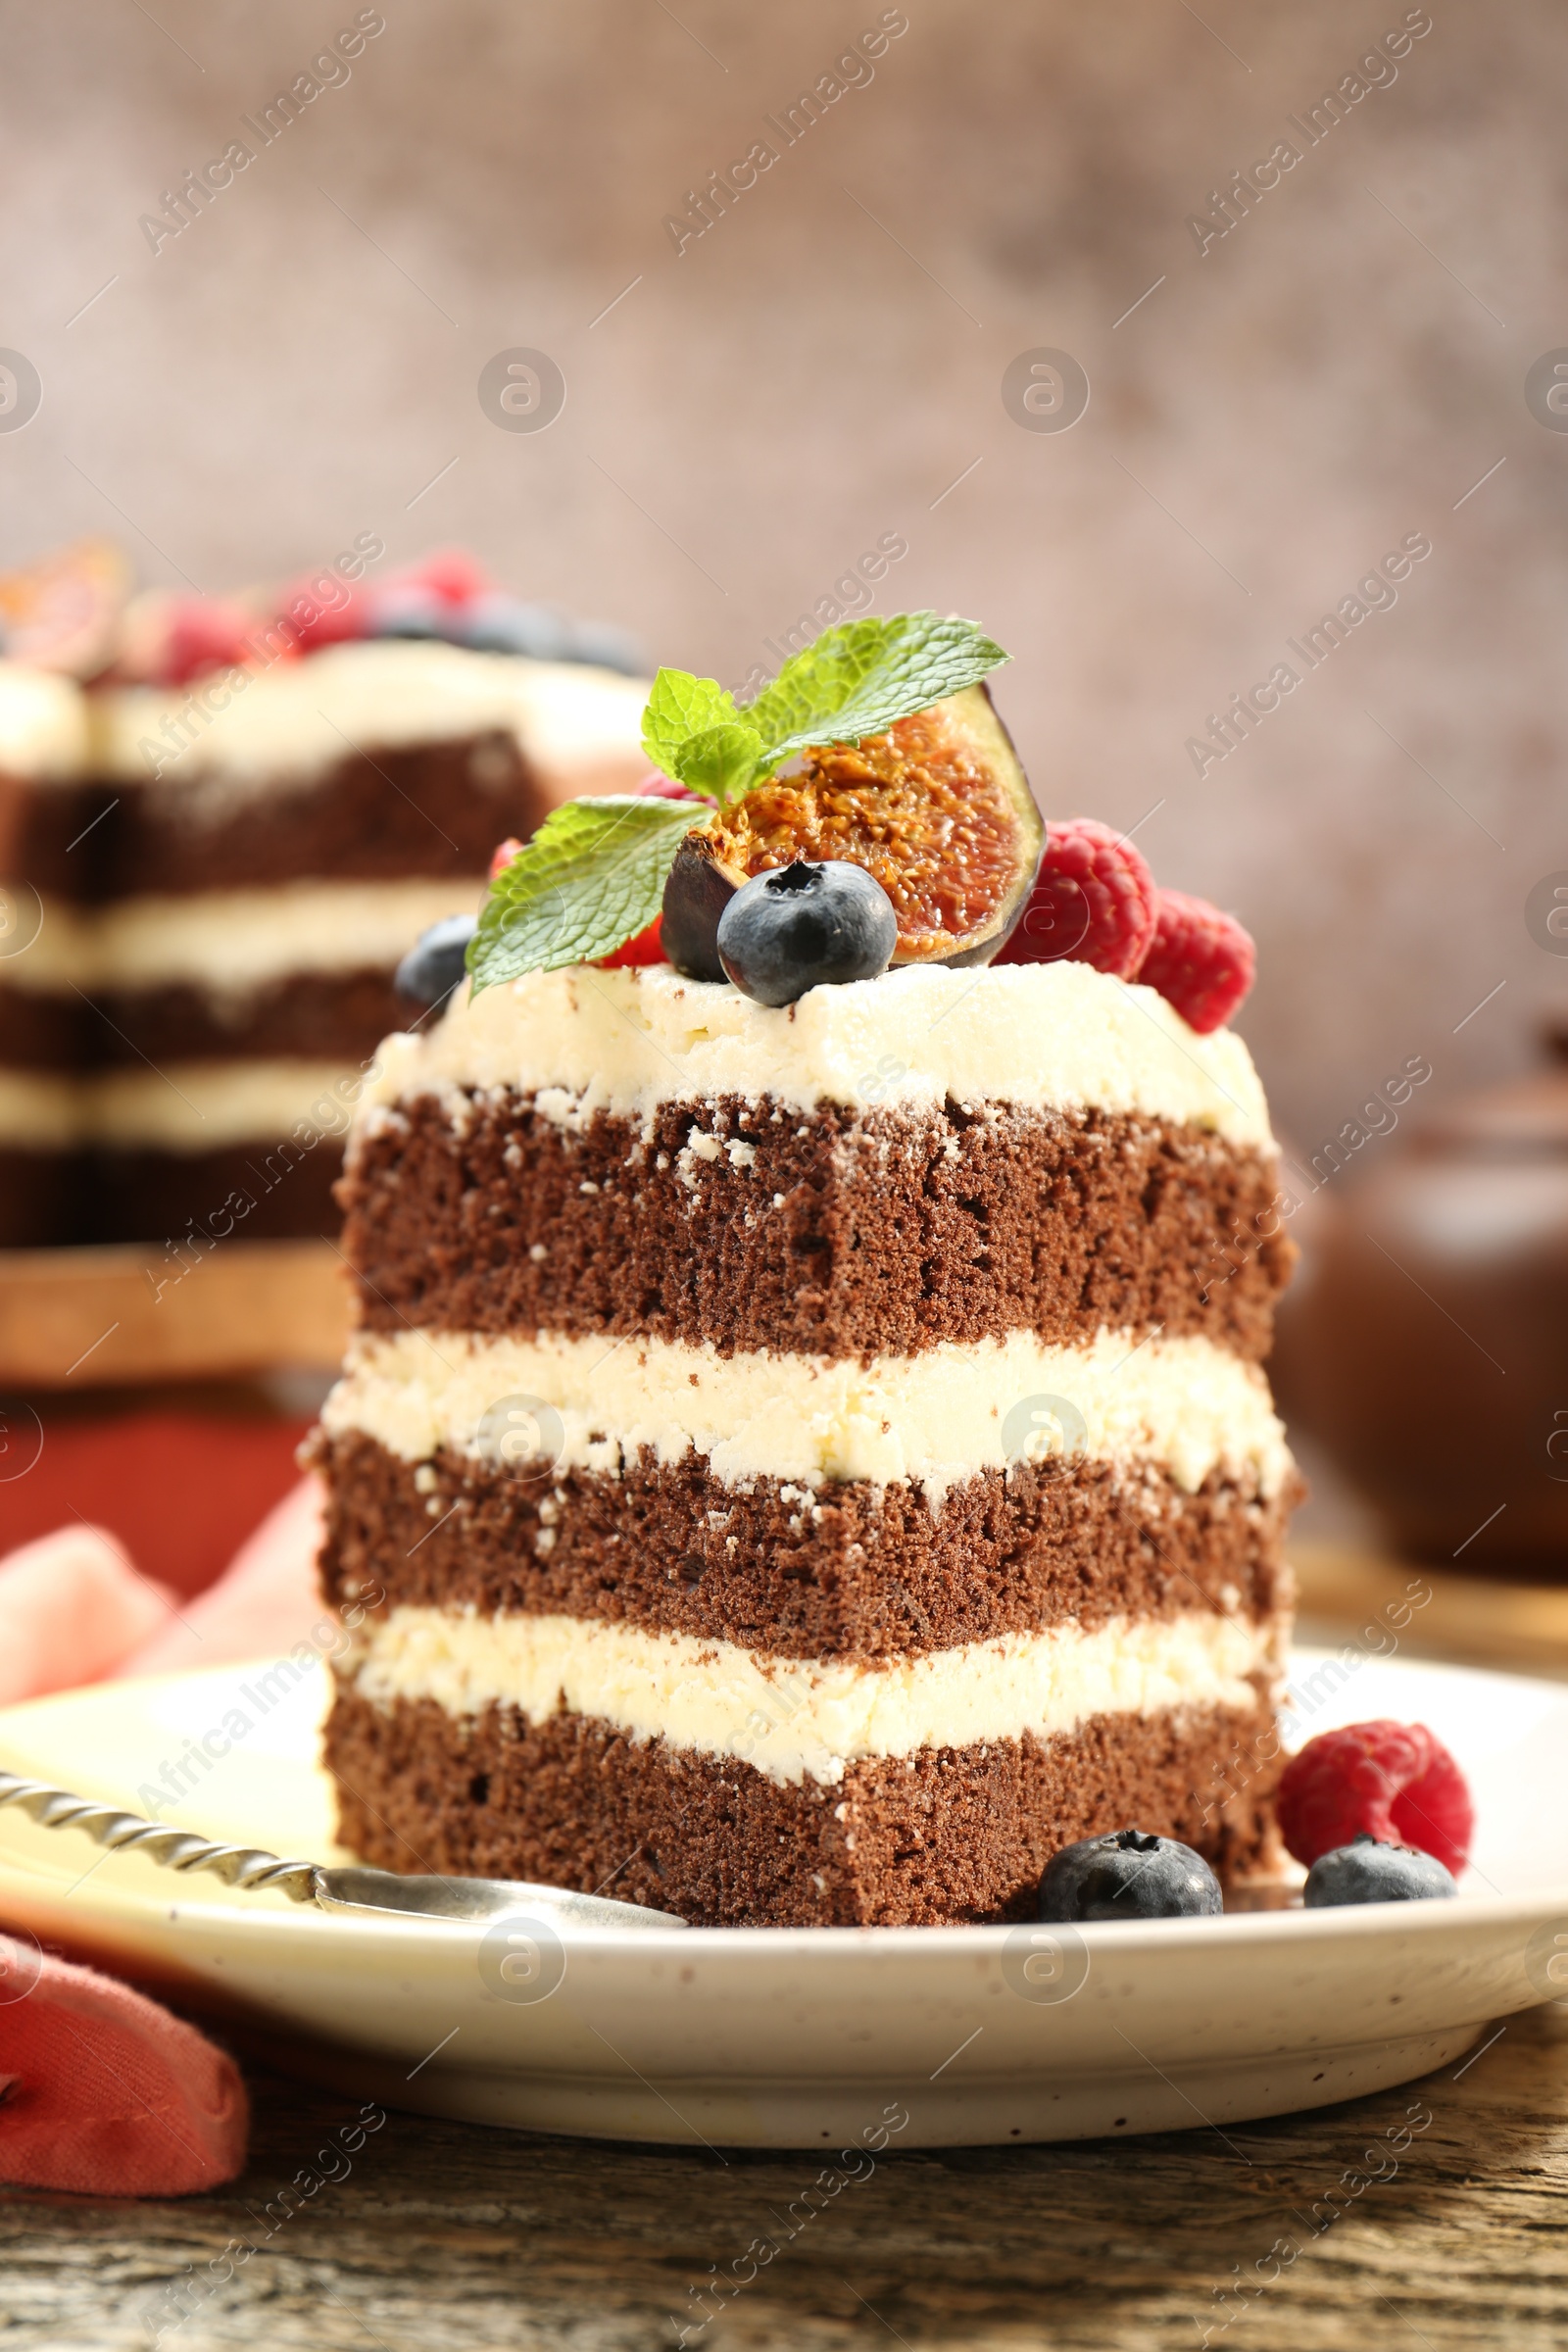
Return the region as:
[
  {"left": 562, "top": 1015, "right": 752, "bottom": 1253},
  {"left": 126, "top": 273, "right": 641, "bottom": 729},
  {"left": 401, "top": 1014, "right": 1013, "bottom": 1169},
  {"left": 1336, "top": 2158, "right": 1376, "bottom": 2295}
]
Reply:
[
  {"left": 125, "top": 596, "right": 260, "bottom": 687},
  {"left": 488, "top": 837, "right": 524, "bottom": 883},
  {"left": 389, "top": 548, "right": 493, "bottom": 608},
  {"left": 994, "top": 818, "right": 1157, "bottom": 978},
  {"left": 277, "top": 571, "right": 369, "bottom": 654},
  {"left": 1136, "top": 889, "right": 1254, "bottom": 1034},
  {"left": 1276, "top": 1720, "right": 1474, "bottom": 1879},
  {"left": 598, "top": 918, "right": 665, "bottom": 968}
]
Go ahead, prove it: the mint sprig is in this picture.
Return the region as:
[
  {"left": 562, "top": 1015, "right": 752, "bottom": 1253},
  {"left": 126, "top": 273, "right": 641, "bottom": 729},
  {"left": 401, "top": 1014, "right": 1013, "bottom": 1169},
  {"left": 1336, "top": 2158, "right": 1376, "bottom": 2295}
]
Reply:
[
  {"left": 473, "top": 611, "right": 1010, "bottom": 987},
  {"left": 744, "top": 612, "right": 1009, "bottom": 772},
  {"left": 467, "top": 796, "right": 695, "bottom": 991},
  {"left": 640, "top": 611, "right": 1009, "bottom": 809}
]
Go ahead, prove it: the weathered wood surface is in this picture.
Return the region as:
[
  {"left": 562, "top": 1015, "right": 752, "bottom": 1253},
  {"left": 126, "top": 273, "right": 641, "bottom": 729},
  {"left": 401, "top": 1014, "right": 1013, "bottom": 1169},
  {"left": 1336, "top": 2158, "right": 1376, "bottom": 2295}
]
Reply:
[{"left": 2, "top": 2004, "right": 1566, "bottom": 2350}]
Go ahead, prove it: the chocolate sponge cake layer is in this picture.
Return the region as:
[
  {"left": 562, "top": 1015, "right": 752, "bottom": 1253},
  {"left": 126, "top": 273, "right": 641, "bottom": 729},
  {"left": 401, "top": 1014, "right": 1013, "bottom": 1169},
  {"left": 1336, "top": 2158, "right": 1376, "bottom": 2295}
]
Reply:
[
  {"left": 89, "top": 1139, "right": 344, "bottom": 1245},
  {"left": 0, "top": 774, "right": 116, "bottom": 898},
  {"left": 108, "top": 732, "right": 549, "bottom": 897},
  {"left": 89, "top": 971, "right": 415, "bottom": 1066},
  {"left": 0, "top": 987, "right": 86, "bottom": 1072},
  {"left": 324, "top": 1684, "right": 1282, "bottom": 1927},
  {"left": 0, "top": 1149, "right": 84, "bottom": 1248},
  {"left": 315, "top": 1427, "right": 1297, "bottom": 1665},
  {"left": 342, "top": 1095, "right": 1293, "bottom": 1363}
]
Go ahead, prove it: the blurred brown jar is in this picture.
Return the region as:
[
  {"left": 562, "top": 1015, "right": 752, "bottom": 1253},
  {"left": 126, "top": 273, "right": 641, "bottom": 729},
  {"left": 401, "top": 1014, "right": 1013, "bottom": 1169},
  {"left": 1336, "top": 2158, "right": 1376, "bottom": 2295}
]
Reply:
[{"left": 1279, "top": 1024, "right": 1568, "bottom": 1577}]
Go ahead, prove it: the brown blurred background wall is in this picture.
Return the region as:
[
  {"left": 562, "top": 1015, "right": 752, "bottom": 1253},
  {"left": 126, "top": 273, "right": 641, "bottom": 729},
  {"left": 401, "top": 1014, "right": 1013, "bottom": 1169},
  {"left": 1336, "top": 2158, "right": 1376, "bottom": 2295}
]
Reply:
[{"left": 1, "top": 0, "right": 1562, "bottom": 1153}]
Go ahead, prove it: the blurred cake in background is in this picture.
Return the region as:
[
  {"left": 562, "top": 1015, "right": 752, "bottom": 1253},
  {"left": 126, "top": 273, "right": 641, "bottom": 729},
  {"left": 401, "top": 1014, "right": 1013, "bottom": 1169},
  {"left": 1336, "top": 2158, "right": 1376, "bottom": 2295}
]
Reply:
[
  {"left": 0, "top": 541, "right": 649, "bottom": 1250},
  {"left": 0, "top": 658, "right": 96, "bottom": 1244}
]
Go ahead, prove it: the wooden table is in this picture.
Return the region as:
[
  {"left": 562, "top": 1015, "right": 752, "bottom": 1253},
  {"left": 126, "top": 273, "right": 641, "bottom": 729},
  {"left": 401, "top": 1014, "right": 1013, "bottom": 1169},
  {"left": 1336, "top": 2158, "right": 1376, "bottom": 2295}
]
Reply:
[
  {"left": 4, "top": 1549, "right": 1568, "bottom": 2350},
  {"left": 2, "top": 2014, "right": 1565, "bottom": 2349}
]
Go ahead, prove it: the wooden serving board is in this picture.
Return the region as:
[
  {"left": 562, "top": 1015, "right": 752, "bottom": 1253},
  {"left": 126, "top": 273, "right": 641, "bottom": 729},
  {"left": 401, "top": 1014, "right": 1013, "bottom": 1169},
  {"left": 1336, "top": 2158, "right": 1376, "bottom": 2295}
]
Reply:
[{"left": 0, "top": 1239, "right": 352, "bottom": 1386}]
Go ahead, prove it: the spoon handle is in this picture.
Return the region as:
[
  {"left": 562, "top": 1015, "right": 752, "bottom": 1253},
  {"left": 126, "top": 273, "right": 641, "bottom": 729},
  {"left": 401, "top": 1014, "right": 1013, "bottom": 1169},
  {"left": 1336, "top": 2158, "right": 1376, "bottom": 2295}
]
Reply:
[{"left": 0, "top": 1770, "right": 318, "bottom": 1900}]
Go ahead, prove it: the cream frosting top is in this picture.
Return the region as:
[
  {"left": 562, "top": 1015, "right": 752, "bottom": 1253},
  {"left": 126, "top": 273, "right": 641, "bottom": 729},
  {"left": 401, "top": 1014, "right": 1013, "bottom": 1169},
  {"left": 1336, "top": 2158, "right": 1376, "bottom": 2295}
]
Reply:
[
  {"left": 0, "top": 662, "right": 90, "bottom": 779},
  {"left": 361, "top": 960, "right": 1274, "bottom": 1148},
  {"left": 91, "top": 639, "right": 650, "bottom": 797}
]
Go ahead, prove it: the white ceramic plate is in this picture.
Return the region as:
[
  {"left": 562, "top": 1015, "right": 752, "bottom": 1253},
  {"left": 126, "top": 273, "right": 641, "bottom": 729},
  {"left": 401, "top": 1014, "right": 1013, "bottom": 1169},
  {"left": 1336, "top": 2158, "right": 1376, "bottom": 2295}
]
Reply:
[{"left": 0, "top": 1649, "right": 1563, "bottom": 2149}]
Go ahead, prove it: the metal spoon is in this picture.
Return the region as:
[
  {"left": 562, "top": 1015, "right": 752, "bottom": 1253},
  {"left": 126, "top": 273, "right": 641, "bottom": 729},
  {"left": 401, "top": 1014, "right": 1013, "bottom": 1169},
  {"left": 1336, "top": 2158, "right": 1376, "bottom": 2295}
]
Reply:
[{"left": 0, "top": 1769, "right": 686, "bottom": 1930}]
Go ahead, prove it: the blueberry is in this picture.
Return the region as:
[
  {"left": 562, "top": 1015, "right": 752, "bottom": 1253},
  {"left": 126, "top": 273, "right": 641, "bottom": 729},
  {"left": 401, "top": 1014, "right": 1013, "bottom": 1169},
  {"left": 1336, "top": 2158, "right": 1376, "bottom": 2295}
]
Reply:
[
  {"left": 715, "top": 860, "right": 897, "bottom": 1007},
  {"left": 370, "top": 585, "right": 454, "bottom": 641},
  {"left": 1038, "top": 1829, "right": 1223, "bottom": 1923},
  {"left": 1302, "top": 1833, "right": 1458, "bottom": 1908},
  {"left": 394, "top": 913, "right": 475, "bottom": 1011},
  {"left": 564, "top": 617, "right": 646, "bottom": 675},
  {"left": 460, "top": 595, "right": 573, "bottom": 662}
]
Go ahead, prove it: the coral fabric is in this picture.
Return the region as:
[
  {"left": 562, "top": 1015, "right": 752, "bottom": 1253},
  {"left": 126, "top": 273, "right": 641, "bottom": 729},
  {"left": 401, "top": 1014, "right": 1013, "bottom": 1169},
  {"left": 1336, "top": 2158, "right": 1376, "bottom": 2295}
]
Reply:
[
  {"left": 114, "top": 1475, "right": 325, "bottom": 1682},
  {"left": 0, "top": 1477, "right": 326, "bottom": 2195},
  {"left": 0, "top": 1411, "right": 313, "bottom": 1601},
  {"left": 0, "top": 1936, "right": 248, "bottom": 2194},
  {"left": 0, "top": 1526, "right": 176, "bottom": 1705}
]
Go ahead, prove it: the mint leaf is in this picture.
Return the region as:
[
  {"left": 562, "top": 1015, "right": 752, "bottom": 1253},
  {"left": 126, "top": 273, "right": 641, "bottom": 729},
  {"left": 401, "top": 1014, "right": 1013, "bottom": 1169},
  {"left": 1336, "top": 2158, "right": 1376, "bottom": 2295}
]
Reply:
[
  {"left": 745, "top": 612, "right": 1008, "bottom": 769},
  {"left": 673, "top": 722, "right": 763, "bottom": 805},
  {"left": 467, "top": 797, "right": 696, "bottom": 991},
  {"left": 641, "top": 667, "right": 740, "bottom": 781}
]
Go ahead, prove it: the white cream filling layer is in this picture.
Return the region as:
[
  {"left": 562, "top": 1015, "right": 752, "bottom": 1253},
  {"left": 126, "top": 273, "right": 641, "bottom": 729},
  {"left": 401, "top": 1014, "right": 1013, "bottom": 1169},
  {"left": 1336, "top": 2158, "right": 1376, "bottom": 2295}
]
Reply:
[
  {"left": 0, "top": 662, "right": 89, "bottom": 777},
  {"left": 351, "top": 1603, "right": 1279, "bottom": 1786},
  {"left": 0, "top": 1067, "right": 85, "bottom": 1149},
  {"left": 92, "top": 640, "right": 650, "bottom": 799},
  {"left": 0, "top": 880, "right": 484, "bottom": 998},
  {"left": 90, "top": 1059, "right": 368, "bottom": 1152},
  {"left": 363, "top": 961, "right": 1272, "bottom": 1148},
  {"left": 320, "top": 1326, "right": 1294, "bottom": 1504},
  {"left": 95, "top": 877, "right": 482, "bottom": 994}
]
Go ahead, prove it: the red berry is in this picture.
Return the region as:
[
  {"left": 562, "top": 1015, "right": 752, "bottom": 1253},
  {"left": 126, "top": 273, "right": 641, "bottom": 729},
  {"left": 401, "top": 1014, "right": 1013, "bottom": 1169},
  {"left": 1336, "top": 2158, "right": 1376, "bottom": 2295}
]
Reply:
[
  {"left": 279, "top": 578, "right": 369, "bottom": 653},
  {"left": 1277, "top": 1720, "right": 1474, "bottom": 1878},
  {"left": 389, "top": 548, "right": 493, "bottom": 608},
  {"left": 634, "top": 772, "right": 706, "bottom": 802},
  {"left": 597, "top": 918, "right": 665, "bottom": 968},
  {"left": 143, "top": 598, "right": 261, "bottom": 686},
  {"left": 488, "top": 837, "right": 524, "bottom": 882},
  {"left": 994, "top": 818, "right": 1157, "bottom": 978},
  {"left": 1136, "top": 889, "right": 1254, "bottom": 1034}
]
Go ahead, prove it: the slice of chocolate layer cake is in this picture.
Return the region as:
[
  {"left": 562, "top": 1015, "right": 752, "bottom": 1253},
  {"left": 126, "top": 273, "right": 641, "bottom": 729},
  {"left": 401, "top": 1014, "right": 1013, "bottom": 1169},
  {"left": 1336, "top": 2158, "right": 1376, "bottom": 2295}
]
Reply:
[
  {"left": 315, "top": 962, "right": 1298, "bottom": 1925},
  {"left": 312, "top": 612, "right": 1299, "bottom": 1926}
]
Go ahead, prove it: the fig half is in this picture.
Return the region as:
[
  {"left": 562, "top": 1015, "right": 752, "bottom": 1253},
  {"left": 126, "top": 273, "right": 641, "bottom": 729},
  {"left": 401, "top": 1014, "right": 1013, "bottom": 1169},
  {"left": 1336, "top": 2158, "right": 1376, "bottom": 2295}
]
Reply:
[{"left": 661, "top": 685, "right": 1043, "bottom": 981}]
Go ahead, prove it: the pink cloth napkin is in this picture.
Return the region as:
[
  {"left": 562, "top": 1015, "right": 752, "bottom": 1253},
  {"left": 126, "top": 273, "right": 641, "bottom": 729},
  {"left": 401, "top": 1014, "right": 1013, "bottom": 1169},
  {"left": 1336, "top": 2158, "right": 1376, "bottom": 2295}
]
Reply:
[
  {"left": 0, "top": 1936, "right": 248, "bottom": 2193},
  {"left": 0, "top": 1474, "right": 328, "bottom": 2193},
  {"left": 0, "top": 1476, "right": 326, "bottom": 1700}
]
